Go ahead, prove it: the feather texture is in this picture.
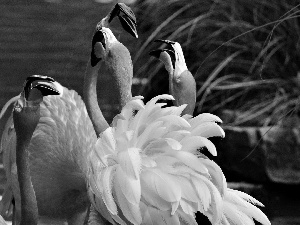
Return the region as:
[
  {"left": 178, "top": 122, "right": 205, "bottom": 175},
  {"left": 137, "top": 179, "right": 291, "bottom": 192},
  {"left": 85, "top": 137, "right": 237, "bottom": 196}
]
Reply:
[
  {"left": 221, "top": 189, "right": 271, "bottom": 225},
  {"left": 0, "top": 87, "right": 96, "bottom": 222},
  {"left": 87, "top": 94, "right": 270, "bottom": 225}
]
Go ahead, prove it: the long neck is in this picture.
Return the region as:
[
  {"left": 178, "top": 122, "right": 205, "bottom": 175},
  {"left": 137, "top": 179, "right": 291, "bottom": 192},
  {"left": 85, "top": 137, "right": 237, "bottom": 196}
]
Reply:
[
  {"left": 171, "top": 70, "right": 196, "bottom": 115},
  {"left": 14, "top": 106, "right": 39, "bottom": 225},
  {"left": 105, "top": 42, "right": 133, "bottom": 110},
  {"left": 84, "top": 59, "right": 109, "bottom": 137}
]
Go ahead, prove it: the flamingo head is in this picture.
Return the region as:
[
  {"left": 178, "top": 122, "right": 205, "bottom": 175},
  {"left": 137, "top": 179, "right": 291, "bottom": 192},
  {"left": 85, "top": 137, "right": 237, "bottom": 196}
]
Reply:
[
  {"left": 150, "top": 40, "right": 197, "bottom": 115},
  {"left": 14, "top": 75, "right": 60, "bottom": 137},
  {"left": 19, "top": 75, "right": 61, "bottom": 108},
  {"left": 97, "top": 3, "right": 138, "bottom": 38},
  {"left": 91, "top": 27, "right": 120, "bottom": 67},
  {"left": 150, "top": 39, "right": 188, "bottom": 81}
]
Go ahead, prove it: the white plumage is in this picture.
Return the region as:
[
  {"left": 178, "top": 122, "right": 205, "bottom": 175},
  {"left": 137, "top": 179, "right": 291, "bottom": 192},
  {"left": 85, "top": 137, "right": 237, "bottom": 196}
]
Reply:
[{"left": 86, "top": 94, "right": 271, "bottom": 225}]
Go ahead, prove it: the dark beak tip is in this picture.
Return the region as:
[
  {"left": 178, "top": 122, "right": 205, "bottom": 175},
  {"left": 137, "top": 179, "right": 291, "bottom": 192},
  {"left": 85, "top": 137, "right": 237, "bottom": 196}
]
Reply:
[
  {"left": 117, "top": 3, "right": 136, "bottom": 21},
  {"left": 118, "top": 16, "right": 138, "bottom": 38},
  {"left": 35, "top": 84, "right": 60, "bottom": 96},
  {"left": 149, "top": 49, "right": 163, "bottom": 58},
  {"left": 108, "top": 3, "right": 138, "bottom": 38},
  {"left": 42, "top": 88, "right": 60, "bottom": 96}
]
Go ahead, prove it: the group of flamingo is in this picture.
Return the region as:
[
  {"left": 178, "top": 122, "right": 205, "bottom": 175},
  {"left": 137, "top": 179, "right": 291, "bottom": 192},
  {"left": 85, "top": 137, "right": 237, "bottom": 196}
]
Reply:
[{"left": 0, "top": 3, "right": 271, "bottom": 225}]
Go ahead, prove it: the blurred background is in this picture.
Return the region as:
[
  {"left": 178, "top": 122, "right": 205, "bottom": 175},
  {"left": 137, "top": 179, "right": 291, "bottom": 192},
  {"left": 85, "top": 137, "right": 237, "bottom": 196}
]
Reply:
[{"left": 1, "top": 0, "right": 300, "bottom": 224}]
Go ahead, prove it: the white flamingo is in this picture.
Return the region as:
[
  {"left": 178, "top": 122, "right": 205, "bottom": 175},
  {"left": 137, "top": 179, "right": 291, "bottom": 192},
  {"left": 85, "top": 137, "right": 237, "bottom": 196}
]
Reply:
[
  {"left": 13, "top": 75, "right": 61, "bottom": 225},
  {"left": 0, "top": 3, "right": 137, "bottom": 224},
  {"left": 0, "top": 75, "right": 61, "bottom": 225},
  {"left": 149, "top": 39, "right": 196, "bottom": 115},
  {"left": 86, "top": 93, "right": 271, "bottom": 224},
  {"left": 81, "top": 39, "right": 271, "bottom": 224},
  {"left": 147, "top": 39, "right": 271, "bottom": 224}
]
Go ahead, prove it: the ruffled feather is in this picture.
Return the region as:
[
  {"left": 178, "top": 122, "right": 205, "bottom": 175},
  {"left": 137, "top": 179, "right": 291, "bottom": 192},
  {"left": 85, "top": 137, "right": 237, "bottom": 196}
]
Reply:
[
  {"left": 190, "top": 122, "right": 225, "bottom": 138},
  {"left": 222, "top": 189, "right": 271, "bottom": 225},
  {"left": 87, "top": 95, "right": 269, "bottom": 225},
  {"left": 180, "top": 136, "right": 217, "bottom": 156}
]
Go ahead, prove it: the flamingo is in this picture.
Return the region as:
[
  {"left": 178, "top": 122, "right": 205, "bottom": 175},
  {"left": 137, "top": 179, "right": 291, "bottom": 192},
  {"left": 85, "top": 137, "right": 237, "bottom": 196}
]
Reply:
[
  {"left": 0, "top": 3, "right": 138, "bottom": 224},
  {"left": 83, "top": 40, "right": 271, "bottom": 224},
  {"left": 147, "top": 40, "right": 271, "bottom": 224},
  {"left": 0, "top": 75, "right": 61, "bottom": 225},
  {"left": 86, "top": 93, "right": 271, "bottom": 225},
  {"left": 13, "top": 75, "right": 61, "bottom": 225},
  {"left": 84, "top": 24, "right": 139, "bottom": 225},
  {"left": 149, "top": 39, "right": 196, "bottom": 115}
]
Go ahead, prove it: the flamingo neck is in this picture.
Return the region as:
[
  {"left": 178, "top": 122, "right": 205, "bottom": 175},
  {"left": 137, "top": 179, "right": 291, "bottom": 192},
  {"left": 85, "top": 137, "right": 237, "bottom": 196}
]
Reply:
[
  {"left": 171, "top": 70, "right": 196, "bottom": 115},
  {"left": 105, "top": 42, "right": 133, "bottom": 110},
  {"left": 84, "top": 59, "right": 109, "bottom": 137},
  {"left": 13, "top": 104, "right": 39, "bottom": 225},
  {"left": 169, "top": 71, "right": 176, "bottom": 106}
]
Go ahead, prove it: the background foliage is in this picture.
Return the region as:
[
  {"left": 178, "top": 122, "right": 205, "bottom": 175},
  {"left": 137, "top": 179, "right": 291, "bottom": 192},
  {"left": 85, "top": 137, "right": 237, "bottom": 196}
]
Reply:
[{"left": 132, "top": 0, "right": 300, "bottom": 126}]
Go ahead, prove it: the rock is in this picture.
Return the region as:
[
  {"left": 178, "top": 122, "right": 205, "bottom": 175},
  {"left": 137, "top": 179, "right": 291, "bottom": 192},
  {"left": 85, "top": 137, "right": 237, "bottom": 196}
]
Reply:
[
  {"left": 272, "top": 217, "right": 300, "bottom": 225},
  {"left": 261, "top": 117, "right": 300, "bottom": 184},
  {"left": 215, "top": 120, "right": 300, "bottom": 184},
  {"left": 215, "top": 126, "right": 269, "bottom": 182}
]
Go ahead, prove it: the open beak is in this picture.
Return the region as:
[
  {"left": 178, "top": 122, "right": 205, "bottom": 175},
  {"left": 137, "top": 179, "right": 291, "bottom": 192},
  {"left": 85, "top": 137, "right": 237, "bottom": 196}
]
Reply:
[
  {"left": 109, "top": 3, "right": 138, "bottom": 38},
  {"left": 152, "top": 39, "right": 176, "bottom": 61},
  {"left": 25, "top": 74, "right": 55, "bottom": 83},
  {"left": 102, "top": 3, "right": 138, "bottom": 38},
  {"left": 149, "top": 49, "right": 175, "bottom": 60},
  {"left": 23, "top": 75, "right": 60, "bottom": 99},
  {"left": 150, "top": 40, "right": 176, "bottom": 69},
  {"left": 32, "top": 81, "right": 60, "bottom": 96},
  {"left": 149, "top": 49, "right": 164, "bottom": 59}
]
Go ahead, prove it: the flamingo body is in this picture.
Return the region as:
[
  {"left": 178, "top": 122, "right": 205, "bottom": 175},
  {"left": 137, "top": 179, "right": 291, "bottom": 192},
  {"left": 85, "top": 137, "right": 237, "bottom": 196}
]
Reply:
[
  {"left": 148, "top": 40, "right": 270, "bottom": 224},
  {"left": 1, "top": 86, "right": 96, "bottom": 222},
  {"left": 0, "top": 3, "right": 138, "bottom": 223},
  {"left": 87, "top": 95, "right": 270, "bottom": 225}
]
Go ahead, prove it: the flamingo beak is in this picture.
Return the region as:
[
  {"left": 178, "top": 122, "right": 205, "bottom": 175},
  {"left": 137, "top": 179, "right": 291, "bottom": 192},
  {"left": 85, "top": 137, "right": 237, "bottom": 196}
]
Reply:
[
  {"left": 149, "top": 47, "right": 176, "bottom": 69},
  {"left": 32, "top": 81, "right": 60, "bottom": 97},
  {"left": 23, "top": 75, "right": 60, "bottom": 99},
  {"left": 25, "top": 74, "right": 55, "bottom": 84},
  {"left": 153, "top": 39, "right": 176, "bottom": 61},
  {"left": 149, "top": 49, "right": 164, "bottom": 59},
  {"left": 109, "top": 3, "right": 138, "bottom": 38},
  {"left": 149, "top": 49, "right": 175, "bottom": 59}
]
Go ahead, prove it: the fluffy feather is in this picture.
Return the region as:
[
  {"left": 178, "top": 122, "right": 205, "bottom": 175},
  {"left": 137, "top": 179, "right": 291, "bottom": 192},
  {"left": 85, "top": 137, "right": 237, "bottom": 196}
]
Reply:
[
  {"left": 221, "top": 189, "right": 271, "bottom": 225},
  {"left": 87, "top": 94, "right": 270, "bottom": 225},
  {"left": 0, "top": 87, "right": 96, "bottom": 222}
]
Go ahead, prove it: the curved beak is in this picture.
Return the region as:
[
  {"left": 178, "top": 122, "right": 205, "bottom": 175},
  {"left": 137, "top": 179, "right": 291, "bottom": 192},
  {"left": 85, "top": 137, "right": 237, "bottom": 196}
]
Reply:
[
  {"left": 153, "top": 39, "right": 176, "bottom": 61},
  {"left": 149, "top": 49, "right": 164, "bottom": 59},
  {"left": 25, "top": 74, "right": 55, "bottom": 84},
  {"left": 153, "top": 39, "right": 188, "bottom": 75},
  {"left": 150, "top": 41, "right": 176, "bottom": 69},
  {"left": 23, "top": 75, "right": 60, "bottom": 99},
  {"left": 108, "top": 3, "right": 138, "bottom": 38},
  {"left": 32, "top": 81, "right": 60, "bottom": 97},
  {"left": 149, "top": 49, "right": 175, "bottom": 59}
]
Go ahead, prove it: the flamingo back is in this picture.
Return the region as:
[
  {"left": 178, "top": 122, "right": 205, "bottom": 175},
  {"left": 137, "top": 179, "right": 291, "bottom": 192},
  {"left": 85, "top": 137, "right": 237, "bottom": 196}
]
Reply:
[{"left": 0, "top": 87, "right": 97, "bottom": 221}]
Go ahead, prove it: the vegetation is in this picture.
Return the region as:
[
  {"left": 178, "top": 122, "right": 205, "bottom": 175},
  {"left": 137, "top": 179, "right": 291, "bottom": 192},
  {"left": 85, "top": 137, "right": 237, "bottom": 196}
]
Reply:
[{"left": 132, "top": 0, "right": 300, "bottom": 126}]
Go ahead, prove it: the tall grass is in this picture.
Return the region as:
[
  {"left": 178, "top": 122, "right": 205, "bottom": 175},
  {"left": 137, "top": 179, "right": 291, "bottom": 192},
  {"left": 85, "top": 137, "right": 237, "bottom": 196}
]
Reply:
[{"left": 132, "top": 0, "right": 300, "bottom": 126}]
